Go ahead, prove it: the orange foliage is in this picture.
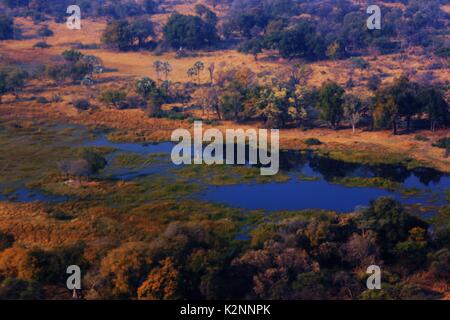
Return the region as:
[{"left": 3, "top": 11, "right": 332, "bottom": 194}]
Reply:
[{"left": 137, "top": 257, "right": 179, "bottom": 300}]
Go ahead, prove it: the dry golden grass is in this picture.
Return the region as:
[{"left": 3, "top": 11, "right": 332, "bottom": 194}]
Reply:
[{"left": 0, "top": 202, "right": 100, "bottom": 248}]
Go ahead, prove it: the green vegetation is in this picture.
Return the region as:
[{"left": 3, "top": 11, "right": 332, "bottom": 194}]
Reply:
[
  {"left": 176, "top": 164, "right": 290, "bottom": 186},
  {"left": 0, "top": 67, "right": 28, "bottom": 103},
  {"left": 331, "top": 177, "right": 401, "bottom": 191},
  {"left": 101, "top": 18, "right": 155, "bottom": 51},
  {"left": 304, "top": 138, "right": 322, "bottom": 146},
  {"left": 163, "top": 13, "right": 218, "bottom": 50},
  {"left": 317, "top": 145, "right": 423, "bottom": 169},
  {"left": 433, "top": 137, "right": 450, "bottom": 152},
  {"left": 111, "top": 153, "right": 164, "bottom": 169},
  {"left": 99, "top": 89, "right": 127, "bottom": 109},
  {"left": 0, "top": 14, "right": 14, "bottom": 40}
]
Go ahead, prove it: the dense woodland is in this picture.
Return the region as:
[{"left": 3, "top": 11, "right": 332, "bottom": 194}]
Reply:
[
  {"left": 0, "top": 0, "right": 449, "bottom": 300},
  {"left": 0, "top": 197, "right": 449, "bottom": 299}
]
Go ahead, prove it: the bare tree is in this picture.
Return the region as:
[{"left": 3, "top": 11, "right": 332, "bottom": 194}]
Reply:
[{"left": 207, "top": 63, "right": 215, "bottom": 85}]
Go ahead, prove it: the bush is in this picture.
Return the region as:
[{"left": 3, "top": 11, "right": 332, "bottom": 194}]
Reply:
[
  {"left": 0, "top": 14, "right": 14, "bottom": 40},
  {"left": 0, "top": 232, "right": 14, "bottom": 252},
  {"left": 37, "top": 26, "right": 54, "bottom": 38},
  {"left": 304, "top": 138, "right": 322, "bottom": 146},
  {"left": 432, "top": 137, "right": 450, "bottom": 151},
  {"left": 36, "top": 96, "right": 49, "bottom": 104},
  {"left": 77, "top": 149, "right": 107, "bottom": 174},
  {"left": 73, "top": 99, "right": 91, "bottom": 111},
  {"left": 153, "top": 110, "right": 188, "bottom": 120},
  {"left": 99, "top": 89, "right": 127, "bottom": 109},
  {"left": 414, "top": 135, "right": 429, "bottom": 142},
  {"left": 350, "top": 57, "right": 369, "bottom": 70},
  {"left": 33, "top": 41, "right": 51, "bottom": 48},
  {"left": 0, "top": 278, "right": 42, "bottom": 300}
]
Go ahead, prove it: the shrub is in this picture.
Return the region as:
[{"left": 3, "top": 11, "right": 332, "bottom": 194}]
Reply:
[
  {"left": 414, "top": 135, "right": 429, "bottom": 142},
  {"left": 73, "top": 99, "right": 91, "bottom": 111},
  {"left": 0, "top": 278, "right": 42, "bottom": 300},
  {"left": 37, "top": 26, "right": 54, "bottom": 38},
  {"left": 36, "top": 96, "right": 49, "bottom": 104},
  {"left": 0, "top": 232, "right": 14, "bottom": 252},
  {"left": 33, "top": 41, "right": 51, "bottom": 48},
  {"left": 51, "top": 94, "right": 63, "bottom": 103},
  {"left": 77, "top": 149, "right": 107, "bottom": 174},
  {"left": 350, "top": 57, "right": 369, "bottom": 70},
  {"left": 432, "top": 137, "right": 450, "bottom": 151},
  {"left": 0, "top": 14, "right": 14, "bottom": 40},
  {"left": 99, "top": 89, "right": 127, "bottom": 109},
  {"left": 304, "top": 138, "right": 322, "bottom": 146}
]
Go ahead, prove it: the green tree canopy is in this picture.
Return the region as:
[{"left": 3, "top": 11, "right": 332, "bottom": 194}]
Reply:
[{"left": 163, "top": 13, "right": 219, "bottom": 50}]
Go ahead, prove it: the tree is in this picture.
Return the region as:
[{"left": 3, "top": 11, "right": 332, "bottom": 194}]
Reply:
[
  {"left": 100, "top": 242, "right": 152, "bottom": 297},
  {"left": 45, "top": 64, "right": 68, "bottom": 86},
  {"left": 62, "top": 49, "right": 82, "bottom": 63},
  {"left": 161, "top": 62, "right": 172, "bottom": 81},
  {"left": 219, "top": 90, "right": 244, "bottom": 122},
  {"left": 373, "top": 94, "right": 399, "bottom": 134},
  {"left": 266, "top": 20, "right": 325, "bottom": 60},
  {"left": 373, "top": 76, "right": 422, "bottom": 134},
  {"left": 152, "top": 60, "right": 163, "bottom": 83},
  {"left": 343, "top": 94, "right": 364, "bottom": 134},
  {"left": 135, "top": 77, "right": 166, "bottom": 116},
  {"left": 367, "top": 74, "right": 381, "bottom": 92},
  {"left": 256, "top": 87, "right": 289, "bottom": 128},
  {"left": 418, "top": 87, "right": 448, "bottom": 131},
  {"left": 389, "top": 76, "right": 421, "bottom": 132},
  {"left": 239, "top": 37, "right": 263, "bottom": 61},
  {"left": 163, "top": 14, "right": 218, "bottom": 50},
  {"left": 192, "top": 61, "right": 204, "bottom": 85},
  {"left": 193, "top": 86, "right": 220, "bottom": 118},
  {"left": 195, "top": 4, "right": 218, "bottom": 27},
  {"left": 207, "top": 63, "right": 215, "bottom": 84},
  {"left": 57, "top": 159, "right": 91, "bottom": 179},
  {"left": 37, "top": 25, "right": 53, "bottom": 38},
  {"left": 137, "top": 257, "right": 180, "bottom": 300},
  {"left": 0, "top": 68, "right": 28, "bottom": 100},
  {"left": 143, "top": 0, "right": 158, "bottom": 14},
  {"left": 317, "top": 81, "right": 345, "bottom": 129},
  {"left": 358, "top": 197, "right": 428, "bottom": 256},
  {"left": 0, "top": 70, "right": 6, "bottom": 104},
  {"left": 0, "top": 14, "right": 14, "bottom": 40},
  {"left": 288, "top": 63, "right": 313, "bottom": 87},
  {"left": 99, "top": 89, "right": 127, "bottom": 108},
  {"left": 341, "top": 231, "right": 380, "bottom": 267},
  {"left": 326, "top": 41, "right": 343, "bottom": 60},
  {"left": 102, "top": 20, "right": 132, "bottom": 51},
  {"left": 78, "top": 149, "right": 107, "bottom": 174},
  {"left": 57, "top": 50, "right": 101, "bottom": 84},
  {"left": 128, "top": 18, "right": 155, "bottom": 48},
  {"left": 0, "top": 278, "right": 42, "bottom": 300},
  {"left": 0, "top": 231, "right": 13, "bottom": 252},
  {"left": 187, "top": 67, "right": 197, "bottom": 83},
  {"left": 135, "top": 77, "right": 158, "bottom": 101}
]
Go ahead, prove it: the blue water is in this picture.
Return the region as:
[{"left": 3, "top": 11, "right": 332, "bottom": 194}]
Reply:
[
  {"left": 198, "top": 177, "right": 448, "bottom": 213},
  {"left": 83, "top": 136, "right": 174, "bottom": 155},
  {"left": 85, "top": 135, "right": 450, "bottom": 213},
  {"left": 1, "top": 135, "right": 447, "bottom": 214}
]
